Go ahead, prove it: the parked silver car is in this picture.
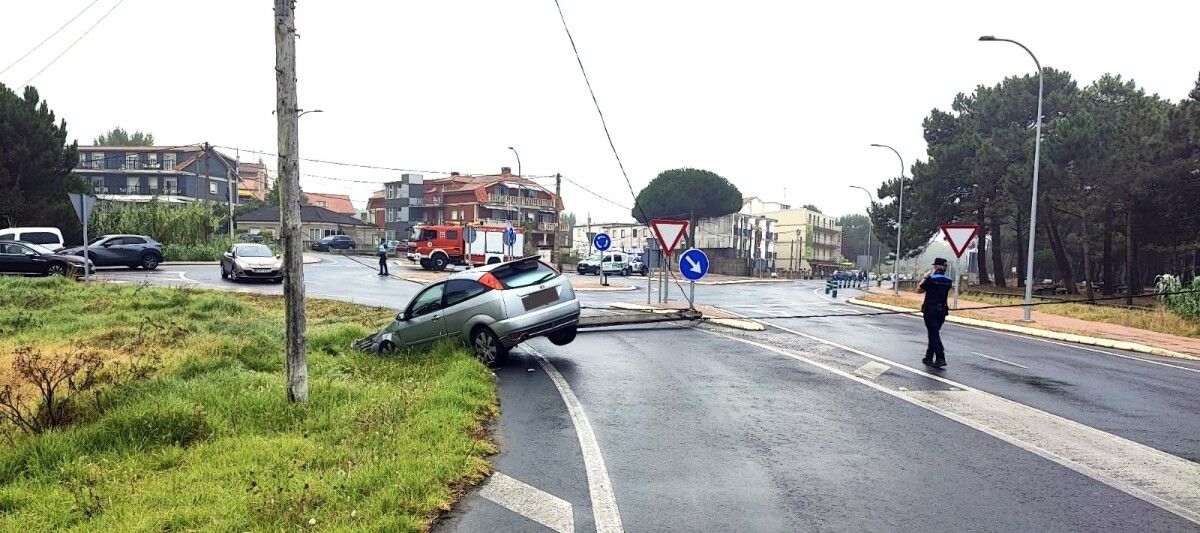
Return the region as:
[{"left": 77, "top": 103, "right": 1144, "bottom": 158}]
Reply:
[
  {"left": 220, "top": 243, "right": 283, "bottom": 283},
  {"left": 366, "top": 256, "right": 580, "bottom": 365}
]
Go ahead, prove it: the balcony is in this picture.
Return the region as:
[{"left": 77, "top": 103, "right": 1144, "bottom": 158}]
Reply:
[
  {"left": 537, "top": 222, "right": 559, "bottom": 232},
  {"left": 487, "top": 193, "right": 556, "bottom": 210},
  {"left": 79, "top": 160, "right": 179, "bottom": 171},
  {"left": 97, "top": 185, "right": 188, "bottom": 196}
]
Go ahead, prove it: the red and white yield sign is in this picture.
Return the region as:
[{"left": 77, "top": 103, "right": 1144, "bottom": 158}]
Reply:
[
  {"left": 941, "top": 224, "right": 980, "bottom": 258},
  {"left": 650, "top": 219, "right": 689, "bottom": 257}
]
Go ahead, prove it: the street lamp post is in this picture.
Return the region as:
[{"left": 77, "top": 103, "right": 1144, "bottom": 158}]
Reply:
[
  {"left": 980, "top": 35, "right": 1043, "bottom": 322},
  {"left": 507, "top": 146, "right": 524, "bottom": 229},
  {"left": 849, "top": 185, "right": 873, "bottom": 272},
  {"left": 870, "top": 144, "right": 905, "bottom": 295}
]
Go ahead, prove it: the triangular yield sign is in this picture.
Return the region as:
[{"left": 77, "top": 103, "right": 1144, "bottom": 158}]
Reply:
[
  {"left": 650, "top": 219, "right": 689, "bottom": 256},
  {"left": 941, "top": 224, "right": 979, "bottom": 258}
]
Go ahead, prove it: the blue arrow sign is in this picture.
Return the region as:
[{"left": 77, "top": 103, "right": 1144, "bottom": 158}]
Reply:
[
  {"left": 678, "top": 248, "right": 709, "bottom": 281},
  {"left": 465, "top": 226, "right": 478, "bottom": 244},
  {"left": 593, "top": 232, "right": 612, "bottom": 252},
  {"left": 504, "top": 225, "right": 517, "bottom": 246}
]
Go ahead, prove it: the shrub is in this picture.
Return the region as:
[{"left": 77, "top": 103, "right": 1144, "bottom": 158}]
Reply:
[
  {"left": 0, "top": 347, "right": 104, "bottom": 435},
  {"left": 1156, "top": 274, "right": 1200, "bottom": 320}
]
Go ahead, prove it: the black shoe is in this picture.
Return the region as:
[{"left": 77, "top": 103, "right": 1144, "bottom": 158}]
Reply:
[
  {"left": 922, "top": 357, "right": 934, "bottom": 366},
  {"left": 932, "top": 360, "right": 947, "bottom": 368}
]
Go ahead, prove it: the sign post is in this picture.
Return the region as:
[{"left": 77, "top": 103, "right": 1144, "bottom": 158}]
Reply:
[
  {"left": 650, "top": 219, "right": 689, "bottom": 304},
  {"left": 941, "top": 224, "right": 980, "bottom": 310},
  {"left": 679, "top": 248, "right": 709, "bottom": 305},
  {"left": 593, "top": 232, "right": 612, "bottom": 287},
  {"left": 504, "top": 224, "right": 517, "bottom": 262},
  {"left": 68, "top": 193, "right": 96, "bottom": 283}
]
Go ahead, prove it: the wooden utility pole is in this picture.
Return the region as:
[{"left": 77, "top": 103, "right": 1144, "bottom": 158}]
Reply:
[
  {"left": 275, "top": 0, "right": 307, "bottom": 403},
  {"left": 554, "top": 173, "right": 563, "bottom": 272}
]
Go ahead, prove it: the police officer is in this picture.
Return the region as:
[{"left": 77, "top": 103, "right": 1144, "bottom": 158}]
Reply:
[
  {"left": 377, "top": 242, "right": 389, "bottom": 276},
  {"left": 917, "top": 257, "right": 953, "bottom": 368}
]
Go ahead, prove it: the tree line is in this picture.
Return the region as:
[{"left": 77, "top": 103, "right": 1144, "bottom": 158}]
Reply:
[{"left": 868, "top": 70, "right": 1200, "bottom": 296}]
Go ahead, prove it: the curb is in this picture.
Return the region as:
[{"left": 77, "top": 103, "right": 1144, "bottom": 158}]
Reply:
[
  {"left": 847, "top": 298, "right": 1196, "bottom": 360},
  {"left": 609, "top": 303, "right": 765, "bottom": 332}
]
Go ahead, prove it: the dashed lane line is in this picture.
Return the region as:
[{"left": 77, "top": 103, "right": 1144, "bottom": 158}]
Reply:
[
  {"left": 971, "top": 351, "right": 1030, "bottom": 369},
  {"left": 525, "top": 344, "right": 624, "bottom": 533},
  {"left": 479, "top": 472, "right": 574, "bottom": 533},
  {"left": 698, "top": 328, "right": 1200, "bottom": 525}
]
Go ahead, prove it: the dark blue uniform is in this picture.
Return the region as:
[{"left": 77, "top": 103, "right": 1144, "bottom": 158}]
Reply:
[{"left": 919, "top": 272, "right": 953, "bottom": 366}]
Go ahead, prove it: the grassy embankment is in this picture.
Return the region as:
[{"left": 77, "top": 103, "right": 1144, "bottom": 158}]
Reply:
[
  {"left": 861, "top": 291, "right": 1200, "bottom": 339},
  {"left": 0, "top": 277, "right": 496, "bottom": 531}
]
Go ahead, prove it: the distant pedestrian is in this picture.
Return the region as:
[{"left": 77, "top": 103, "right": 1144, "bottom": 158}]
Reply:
[
  {"left": 917, "top": 257, "right": 953, "bottom": 368},
  {"left": 377, "top": 242, "right": 389, "bottom": 276}
]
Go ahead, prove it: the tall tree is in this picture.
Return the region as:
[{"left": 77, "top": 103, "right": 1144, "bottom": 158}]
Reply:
[
  {"left": 631, "top": 168, "right": 743, "bottom": 248},
  {"left": 802, "top": 204, "right": 823, "bottom": 214},
  {"left": 93, "top": 126, "right": 154, "bottom": 146},
  {"left": 0, "top": 84, "right": 83, "bottom": 241},
  {"left": 838, "top": 213, "right": 876, "bottom": 266}
]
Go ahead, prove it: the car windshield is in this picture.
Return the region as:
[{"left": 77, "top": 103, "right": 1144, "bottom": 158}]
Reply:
[
  {"left": 319, "top": 236, "right": 336, "bottom": 242},
  {"left": 491, "top": 259, "right": 559, "bottom": 289},
  {"left": 236, "top": 245, "right": 274, "bottom": 257},
  {"left": 25, "top": 243, "right": 57, "bottom": 255}
]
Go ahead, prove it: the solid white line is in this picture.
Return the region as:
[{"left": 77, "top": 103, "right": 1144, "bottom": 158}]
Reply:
[
  {"left": 971, "top": 351, "right": 1030, "bottom": 369},
  {"left": 697, "top": 328, "right": 1200, "bottom": 525},
  {"left": 864, "top": 305, "right": 1200, "bottom": 375},
  {"left": 479, "top": 472, "right": 574, "bottom": 533},
  {"left": 526, "top": 344, "right": 624, "bottom": 533}
]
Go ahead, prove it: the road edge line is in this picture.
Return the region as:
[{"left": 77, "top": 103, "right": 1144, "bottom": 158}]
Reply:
[
  {"left": 526, "top": 344, "right": 624, "bottom": 533},
  {"left": 847, "top": 297, "right": 1196, "bottom": 360}
]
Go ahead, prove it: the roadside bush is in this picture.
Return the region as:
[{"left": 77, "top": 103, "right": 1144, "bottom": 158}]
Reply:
[
  {"left": 89, "top": 200, "right": 218, "bottom": 247},
  {"left": 0, "top": 347, "right": 104, "bottom": 436},
  {"left": 1156, "top": 274, "right": 1200, "bottom": 320}
]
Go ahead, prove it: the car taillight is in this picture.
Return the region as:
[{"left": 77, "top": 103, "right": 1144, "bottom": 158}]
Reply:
[{"left": 479, "top": 273, "right": 504, "bottom": 291}]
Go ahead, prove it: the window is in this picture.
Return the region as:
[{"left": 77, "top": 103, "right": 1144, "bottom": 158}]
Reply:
[
  {"left": 126, "top": 177, "right": 140, "bottom": 192},
  {"left": 148, "top": 153, "right": 159, "bottom": 168},
  {"left": 163, "top": 153, "right": 176, "bottom": 169},
  {"left": 209, "top": 182, "right": 218, "bottom": 195},
  {"left": 125, "top": 153, "right": 139, "bottom": 170},
  {"left": 119, "top": 236, "right": 147, "bottom": 245},
  {"left": 490, "top": 258, "right": 558, "bottom": 289},
  {"left": 444, "top": 279, "right": 491, "bottom": 307},
  {"left": 0, "top": 243, "right": 31, "bottom": 255},
  {"left": 317, "top": 201, "right": 327, "bottom": 207},
  {"left": 420, "top": 229, "right": 438, "bottom": 241},
  {"left": 164, "top": 177, "right": 178, "bottom": 194},
  {"left": 407, "top": 283, "right": 446, "bottom": 318},
  {"left": 446, "top": 230, "right": 459, "bottom": 241},
  {"left": 91, "top": 152, "right": 105, "bottom": 169},
  {"left": 91, "top": 177, "right": 105, "bottom": 191},
  {"left": 21, "top": 232, "right": 59, "bottom": 246},
  {"left": 79, "top": 153, "right": 86, "bottom": 165}
]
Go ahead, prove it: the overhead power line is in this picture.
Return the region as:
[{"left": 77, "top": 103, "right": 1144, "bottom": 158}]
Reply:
[
  {"left": 20, "top": 0, "right": 126, "bottom": 88},
  {"left": 0, "top": 0, "right": 102, "bottom": 77}
]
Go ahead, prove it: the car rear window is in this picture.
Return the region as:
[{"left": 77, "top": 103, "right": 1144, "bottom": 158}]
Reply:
[
  {"left": 0, "top": 233, "right": 13, "bottom": 241},
  {"left": 21, "top": 232, "right": 59, "bottom": 245},
  {"left": 445, "top": 279, "right": 490, "bottom": 306},
  {"left": 491, "top": 259, "right": 558, "bottom": 289}
]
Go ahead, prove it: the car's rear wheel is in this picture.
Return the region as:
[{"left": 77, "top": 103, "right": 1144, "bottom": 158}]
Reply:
[
  {"left": 141, "top": 254, "right": 160, "bottom": 270},
  {"left": 221, "top": 265, "right": 229, "bottom": 279},
  {"left": 431, "top": 253, "right": 449, "bottom": 272},
  {"left": 621, "top": 266, "right": 631, "bottom": 276},
  {"left": 47, "top": 263, "right": 68, "bottom": 277},
  {"left": 547, "top": 326, "right": 577, "bottom": 346},
  {"left": 471, "top": 327, "right": 507, "bottom": 366}
]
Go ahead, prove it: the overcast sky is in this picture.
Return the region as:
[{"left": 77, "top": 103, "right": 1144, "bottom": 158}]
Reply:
[{"left": 3, "top": 0, "right": 1197, "bottom": 222}]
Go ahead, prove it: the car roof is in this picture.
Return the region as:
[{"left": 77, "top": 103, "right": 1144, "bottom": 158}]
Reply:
[
  {"left": 1, "top": 227, "right": 63, "bottom": 234},
  {"left": 445, "top": 256, "right": 548, "bottom": 281}
]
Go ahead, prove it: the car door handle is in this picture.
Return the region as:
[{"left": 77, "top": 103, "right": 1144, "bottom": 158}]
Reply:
[{"left": 431, "top": 314, "right": 442, "bottom": 321}]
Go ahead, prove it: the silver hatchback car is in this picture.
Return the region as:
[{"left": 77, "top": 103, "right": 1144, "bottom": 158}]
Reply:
[{"left": 368, "top": 256, "right": 580, "bottom": 365}]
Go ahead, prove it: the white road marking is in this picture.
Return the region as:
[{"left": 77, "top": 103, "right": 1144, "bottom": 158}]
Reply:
[
  {"left": 479, "top": 472, "right": 574, "bottom": 533},
  {"left": 852, "top": 361, "right": 891, "bottom": 380},
  {"left": 971, "top": 351, "right": 1029, "bottom": 369},
  {"left": 862, "top": 305, "right": 1200, "bottom": 375},
  {"left": 526, "top": 344, "right": 624, "bottom": 533},
  {"left": 699, "top": 328, "right": 1200, "bottom": 525},
  {"left": 862, "top": 323, "right": 886, "bottom": 331}
]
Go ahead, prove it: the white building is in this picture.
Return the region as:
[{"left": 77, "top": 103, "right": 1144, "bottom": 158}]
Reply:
[
  {"left": 693, "top": 199, "right": 777, "bottom": 275},
  {"left": 570, "top": 222, "right": 649, "bottom": 257}
]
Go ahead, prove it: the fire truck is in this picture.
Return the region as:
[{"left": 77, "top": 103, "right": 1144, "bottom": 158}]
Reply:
[{"left": 408, "top": 224, "right": 525, "bottom": 271}]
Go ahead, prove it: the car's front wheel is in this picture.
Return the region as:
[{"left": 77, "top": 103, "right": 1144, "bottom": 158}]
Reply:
[
  {"left": 471, "top": 327, "right": 508, "bottom": 366},
  {"left": 431, "top": 254, "right": 449, "bottom": 272},
  {"left": 379, "top": 340, "right": 397, "bottom": 355},
  {"left": 47, "top": 263, "right": 69, "bottom": 277},
  {"left": 547, "top": 326, "right": 577, "bottom": 346}
]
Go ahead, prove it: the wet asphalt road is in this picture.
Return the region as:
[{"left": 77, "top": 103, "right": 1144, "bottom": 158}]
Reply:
[{"left": 92, "top": 261, "right": 1200, "bottom": 531}]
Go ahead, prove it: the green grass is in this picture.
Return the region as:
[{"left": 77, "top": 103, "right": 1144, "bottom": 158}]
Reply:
[{"left": 0, "top": 277, "right": 497, "bottom": 531}]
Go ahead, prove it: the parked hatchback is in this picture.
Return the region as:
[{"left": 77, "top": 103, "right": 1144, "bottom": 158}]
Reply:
[
  {"left": 0, "top": 241, "right": 94, "bottom": 277},
  {"left": 220, "top": 243, "right": 283, "bottom": 283},
  {"left": 365, "top": 256, "right": 580, "bottom": 365},
  {"left": 60, "top": 234, "right": 164, "bottom": 270},
  {"left": 311, "top": 235, "right": 356, "bottom": 251}
]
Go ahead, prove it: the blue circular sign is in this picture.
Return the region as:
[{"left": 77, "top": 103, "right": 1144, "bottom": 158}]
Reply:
[
  {"left": 504, "top": 225, "right": 517, "bottom": 246},
  {"left": 593, "top": 232, "right": 612, "bottom": 252},
  {"left": 678, "top": 248, "right": 709, "bottom": 281},
  {"left": 465, "top": 226, "right": 478, "bottom": 244}
]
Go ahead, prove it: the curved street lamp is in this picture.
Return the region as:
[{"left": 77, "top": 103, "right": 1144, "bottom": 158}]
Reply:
[
  {"left": 507, "top": 146, "right": 523, "bottom": 225},
  {"left": 870, "top": 143, "right": 905, "bottom": 295},
  {"left": 979, "top": 35, "right": 1043, "bottom": 321}
]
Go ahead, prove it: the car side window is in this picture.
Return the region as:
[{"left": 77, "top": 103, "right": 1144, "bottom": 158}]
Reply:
[
  {"left": 614, "top": 254, "right": 624, "bottom": 262},
  {"left": 446, "top": 230, "right": 459, "bottom": 241},
  {"left": 444, "top": 279, "right": 490, "bottom": 307},
  {"left": 23, "top": 232, "right": 57, "bottom": 245},
  {"left": 408, "top": 283, "right": 446, "bottom": 318},
  {"left": 603, "top": 255, "right": 612, "bottom": 262},
  {"left": 4, "top": 244, "right": 30, "bottom": 255},
  {"left": 123, "top": 237, "right": 146, "bottom": 245}
]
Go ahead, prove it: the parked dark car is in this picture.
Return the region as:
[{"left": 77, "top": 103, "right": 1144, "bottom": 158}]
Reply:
[
  {"left": 311, "top": 235, "right": 356, "bottom": 251},
  {"left": 61, "top": 234, "right": 164, "bottom": 270},
  {"left": 220, "top": 243, "right": 283, "bottom": 283},
  {"left": 0, "top": 241, "right": 94, "bottom": 277}
]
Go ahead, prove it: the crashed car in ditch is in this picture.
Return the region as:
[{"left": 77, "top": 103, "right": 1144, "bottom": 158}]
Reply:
[{"left": 356, "top": 256, "right": 580, "bottom": 365}]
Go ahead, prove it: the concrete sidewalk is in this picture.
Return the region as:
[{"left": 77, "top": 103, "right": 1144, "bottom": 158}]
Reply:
[{"left": 854, "top": 288, "right": 1200, "bottom": 359}]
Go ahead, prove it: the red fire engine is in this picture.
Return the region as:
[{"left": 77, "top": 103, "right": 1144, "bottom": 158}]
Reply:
[{"left": 408, "top": 224, "right": 525, "bottom": 271}]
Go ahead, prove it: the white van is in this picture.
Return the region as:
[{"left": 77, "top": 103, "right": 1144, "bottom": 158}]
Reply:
[{"left": 0, "top": 227, "right": 66, "bottom": 251}]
